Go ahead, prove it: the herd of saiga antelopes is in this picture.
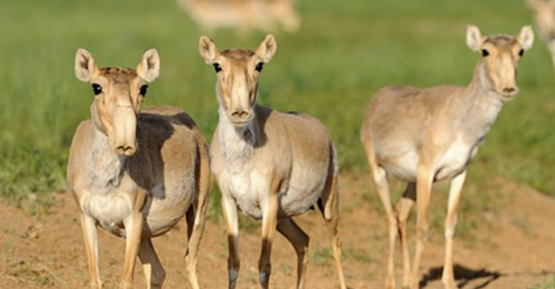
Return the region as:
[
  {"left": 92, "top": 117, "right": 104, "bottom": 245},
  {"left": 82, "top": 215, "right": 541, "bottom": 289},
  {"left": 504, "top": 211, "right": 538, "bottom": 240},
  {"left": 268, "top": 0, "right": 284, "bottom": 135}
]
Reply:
[{"left": 66, "top": 1, "right": 555, "bottom": 288}]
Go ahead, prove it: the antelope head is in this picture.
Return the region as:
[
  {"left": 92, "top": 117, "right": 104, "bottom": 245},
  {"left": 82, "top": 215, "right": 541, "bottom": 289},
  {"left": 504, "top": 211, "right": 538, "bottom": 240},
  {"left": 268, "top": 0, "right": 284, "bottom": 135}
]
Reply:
[
  {"left": 466, "top": 25, "right": 534, "bottom": 101},
  {"left": 199, "top": 35, "right": 277, "bottom": 127},
  {"left": 74, "top": 49, "right": 160, "bottom": 155}
]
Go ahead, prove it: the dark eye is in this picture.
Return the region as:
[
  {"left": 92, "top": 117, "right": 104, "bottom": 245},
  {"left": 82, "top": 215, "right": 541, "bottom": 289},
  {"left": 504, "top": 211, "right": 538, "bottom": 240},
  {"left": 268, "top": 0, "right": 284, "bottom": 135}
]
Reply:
[
  {"left": 481, "top": 49, "right": 489, "bottom": 57},
  {"left": 255, "top": 62, "right": 264, "bottom": 72},
  {"left": 213, "top": 63, "right": 222, "bottom": 73},
  {"left": 518, "top": 49, "right": 524, "bottom": 57},
  {"left": 140, "top": 85, "right": 148, "bottom": 96},
  {"left": 92, "top": 83, "right": 102, "bottom": 95}
]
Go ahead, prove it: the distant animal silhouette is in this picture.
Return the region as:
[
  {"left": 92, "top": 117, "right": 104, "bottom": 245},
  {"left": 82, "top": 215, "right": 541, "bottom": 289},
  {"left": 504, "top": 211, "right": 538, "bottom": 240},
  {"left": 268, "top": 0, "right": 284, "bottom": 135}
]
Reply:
[
  {"left": 178, "top": 0, "right": 300, "bottom": 34},
  {"left": 527, "top": 0, "right": 555, "bottom": 70}
]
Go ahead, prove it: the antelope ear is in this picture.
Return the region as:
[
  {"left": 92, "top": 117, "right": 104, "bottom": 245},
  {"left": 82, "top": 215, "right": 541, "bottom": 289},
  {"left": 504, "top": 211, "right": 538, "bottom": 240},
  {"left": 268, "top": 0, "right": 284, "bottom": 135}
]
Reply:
[
  {"left": 466, "top": 25, "right": 483, "bottom": 52},
  {"left": 256, "top": 34, "right": 277, "bottom": 63},
  {"left": 518, "top": 25, "right": 534, "bottom": 51},
  {"left": 75, "top": 49, "right": 97, "bottom": 82},
  {"left": 136, "top": 49, "right": 160, "bottom": 82},
  {"left": 199, "top": 36, "right": 218, "bottom": 64}
]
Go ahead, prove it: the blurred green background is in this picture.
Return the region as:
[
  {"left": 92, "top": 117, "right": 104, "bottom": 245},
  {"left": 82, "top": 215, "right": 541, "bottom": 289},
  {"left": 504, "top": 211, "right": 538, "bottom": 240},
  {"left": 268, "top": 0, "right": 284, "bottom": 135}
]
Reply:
[{"left": 1, "top": 0, "right": 554, "bottom": 205}]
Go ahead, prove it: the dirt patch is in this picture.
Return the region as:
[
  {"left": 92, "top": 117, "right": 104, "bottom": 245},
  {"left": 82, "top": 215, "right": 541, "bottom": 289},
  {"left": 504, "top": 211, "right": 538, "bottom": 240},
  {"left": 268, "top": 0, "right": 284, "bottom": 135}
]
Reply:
[{"left": 0, "top": 171, "right": 553, "bottom": 289}]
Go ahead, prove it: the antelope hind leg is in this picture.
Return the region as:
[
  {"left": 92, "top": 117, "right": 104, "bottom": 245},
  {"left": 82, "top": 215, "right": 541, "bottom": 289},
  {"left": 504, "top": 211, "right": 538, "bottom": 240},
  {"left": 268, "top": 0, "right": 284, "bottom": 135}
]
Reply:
[
  {"left": 317, "top": 172, "right": 347, "bottom": 289},
  {"left": 363, "top": 139, "right": 397, "bottom": 289},
  {"left": 277, "top": 218, "right": 309, "bottom": 289},
  {"left": 396, "top": 182, "right": 416, "bottom": 288},
  {"left": 138, "top": 239, "right": 165, "bottom": 289}
]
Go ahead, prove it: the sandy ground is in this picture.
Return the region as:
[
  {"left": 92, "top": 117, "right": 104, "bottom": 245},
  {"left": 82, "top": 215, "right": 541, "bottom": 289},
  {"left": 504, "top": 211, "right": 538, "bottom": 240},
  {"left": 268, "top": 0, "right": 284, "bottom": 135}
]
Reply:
[{"left": 0, "top": 170, "right": 554, "bottom": 289}]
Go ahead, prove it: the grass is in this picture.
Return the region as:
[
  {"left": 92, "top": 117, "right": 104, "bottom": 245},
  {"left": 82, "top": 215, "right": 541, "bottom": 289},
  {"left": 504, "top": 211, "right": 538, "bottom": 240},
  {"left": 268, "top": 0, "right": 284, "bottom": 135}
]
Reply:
[
  {"left": 0, "top": 0, "right": 554, "bottom": 222},
  {"left": 528, "top": 276, "right": 555, "bottom": 289}
]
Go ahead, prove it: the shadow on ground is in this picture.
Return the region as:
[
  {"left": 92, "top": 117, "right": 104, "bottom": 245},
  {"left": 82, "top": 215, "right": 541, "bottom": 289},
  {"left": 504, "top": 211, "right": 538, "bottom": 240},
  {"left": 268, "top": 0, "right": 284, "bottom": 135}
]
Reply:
[{"left": 420, "top": 264, "right": 501, "bottom": 289}]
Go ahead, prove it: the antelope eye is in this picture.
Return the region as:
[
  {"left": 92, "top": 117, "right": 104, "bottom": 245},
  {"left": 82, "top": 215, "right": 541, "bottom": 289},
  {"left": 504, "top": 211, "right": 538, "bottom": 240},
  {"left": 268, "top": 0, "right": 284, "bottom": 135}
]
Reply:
[
  {"left": 92, "top": 83, "right": 102, "bottom": 95},
  {"left": 481, "top": 49, "right": 490, "bottom": 57},
  {"left": 518, "top": 49, "right": 524, "bottom": 57},
  {"left": 140, "top": 85, "right": 148, "bottom": 96},
  {"left": 255, "top": 62, "right": 264, "bottom": 72},
  {"left": 213, "top": 63, "right": 222, "bottom": 73}
]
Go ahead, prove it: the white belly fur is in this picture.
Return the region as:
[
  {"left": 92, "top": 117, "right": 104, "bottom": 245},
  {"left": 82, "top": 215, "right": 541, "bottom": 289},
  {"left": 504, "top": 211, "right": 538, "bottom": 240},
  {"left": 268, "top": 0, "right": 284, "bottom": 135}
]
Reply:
[
  {"left": 434, "top": 140, "right": 474, "bottom": 181},
  {"left": 378, "top": 139, "right": 472, "bottom": 183},
  {"left": 81, "top": 191, "right": 133, "bottom": 237},
  {"left": 220, "top": 168, "right": 322, "bottom": 220},
  {"left": 220, "top": 170, "right": 268, "bottom": 220},
  {"left": 81, "top": 186, "right": 191, "bottom": 238}
]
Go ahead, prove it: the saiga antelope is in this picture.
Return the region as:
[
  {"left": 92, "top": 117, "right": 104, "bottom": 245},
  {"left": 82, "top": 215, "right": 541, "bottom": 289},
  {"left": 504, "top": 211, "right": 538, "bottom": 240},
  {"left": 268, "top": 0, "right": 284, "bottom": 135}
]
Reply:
[
  {"left": 526, "top": 0, "right": 555, "bottom": 71},
  {"left": 360, "top": 25, "right": 533, "bottom": 289},
  {"left": 198, "top": 35, "right": 347, "bottom": 289},
  {"left": 67, "top": 48, "right": 210, "bottom": 289},
  {"left": 178, "top": 0, "right": 300, "bottom": 34}
]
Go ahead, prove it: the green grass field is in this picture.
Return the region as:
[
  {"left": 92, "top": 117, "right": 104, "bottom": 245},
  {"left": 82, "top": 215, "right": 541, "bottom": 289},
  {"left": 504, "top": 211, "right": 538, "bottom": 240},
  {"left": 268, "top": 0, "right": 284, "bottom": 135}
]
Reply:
[{"left": 1, "top": 0, "right": 554, "bottom": 205}]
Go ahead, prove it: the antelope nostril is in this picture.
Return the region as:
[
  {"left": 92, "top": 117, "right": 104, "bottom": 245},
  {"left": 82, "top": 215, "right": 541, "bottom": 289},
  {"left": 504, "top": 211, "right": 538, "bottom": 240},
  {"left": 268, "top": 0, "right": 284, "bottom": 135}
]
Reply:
[
  {"left": 503, "top": 87, "right": 515, "bottom": 93},
  {"left": 116, "top": 146, "right": 135, "bottom": 155},
  {"left": 231, "top": 110, "right": 250, "bottom": 118}
]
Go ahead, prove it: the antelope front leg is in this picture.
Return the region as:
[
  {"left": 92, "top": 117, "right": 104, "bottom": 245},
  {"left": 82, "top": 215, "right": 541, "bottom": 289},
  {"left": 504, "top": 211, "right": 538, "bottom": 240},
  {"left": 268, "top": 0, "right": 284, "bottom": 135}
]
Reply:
[
  {"left": 259, "top": 190, "right": 280, "bottom": 289},
  {"left": 221, "top": 193, "right": 240, "bottom": 289},
  {"left": 80, "top": 214, "right": 102, "bottom": 289},
  {"left": 119, "top": 209, "right": 145, "bottom": 289},
  {"left": 411, "top": 166, "right": 434, "bottom": 289},
  {"left": 441, "top": 170, "right": 467, "bottom": 289}
]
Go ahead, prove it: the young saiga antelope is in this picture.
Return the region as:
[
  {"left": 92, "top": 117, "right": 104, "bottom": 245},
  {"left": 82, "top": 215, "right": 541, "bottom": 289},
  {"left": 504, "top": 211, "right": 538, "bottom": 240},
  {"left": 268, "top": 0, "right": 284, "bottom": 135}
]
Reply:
[
  {"left": 67, "top": 48, "right": 210, "bottom": 289},
  {"left": 199, "top": 35, "right": 347, "bottom": 289},
  {"left": 360, "top": 25, "right": 533, "bottom": 289}
]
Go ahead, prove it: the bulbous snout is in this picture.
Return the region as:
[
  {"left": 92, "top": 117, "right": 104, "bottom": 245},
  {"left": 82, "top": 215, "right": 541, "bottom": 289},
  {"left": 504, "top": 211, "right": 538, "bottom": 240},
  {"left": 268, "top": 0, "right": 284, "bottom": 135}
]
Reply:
[
  {"left": 216, "top": 66, "right": 258, "bottom": 127},
  {"left": 497, "top": 71, "right": 519, "bottom": 100},
  {"left": 496, "top": 55, "right": 520, "bottom": 100},
  {"left": 224, "top": 88, "right": 255, "bottom": 126},
  {"left": 109, "top": 104, "right": 138, "bottom": 156}
]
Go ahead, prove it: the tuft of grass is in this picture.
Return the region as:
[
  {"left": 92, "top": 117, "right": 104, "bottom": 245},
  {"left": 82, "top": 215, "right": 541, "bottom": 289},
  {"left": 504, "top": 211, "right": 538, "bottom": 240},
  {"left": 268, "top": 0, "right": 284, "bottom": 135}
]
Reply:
[
  {"left": 309, "top": 246, "right": 333, "bottom": 266},
  {"left": 528, "top": 276, "right": 555, "bottom": 289},
  {"left": 342, "top": 245, "right": 376, "bottom": 264}
]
